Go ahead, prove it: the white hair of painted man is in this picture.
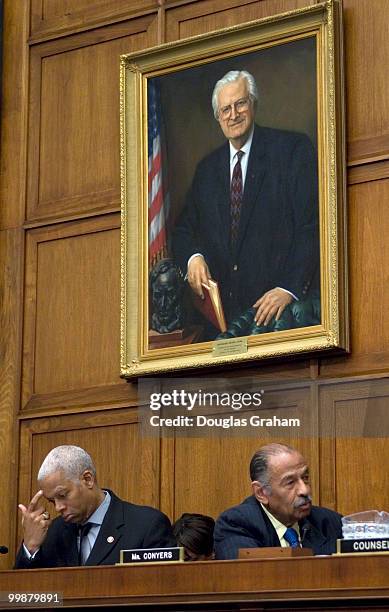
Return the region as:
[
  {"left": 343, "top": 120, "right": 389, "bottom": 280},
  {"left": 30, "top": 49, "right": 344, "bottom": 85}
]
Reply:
[{"left": 211, "top": 69, "right": 259, "bottom": 119}]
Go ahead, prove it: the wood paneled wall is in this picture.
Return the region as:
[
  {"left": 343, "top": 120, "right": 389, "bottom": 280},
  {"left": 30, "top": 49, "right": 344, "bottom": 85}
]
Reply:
[{"left": 1, "top": 0, "right": 389, "bottom": 568}]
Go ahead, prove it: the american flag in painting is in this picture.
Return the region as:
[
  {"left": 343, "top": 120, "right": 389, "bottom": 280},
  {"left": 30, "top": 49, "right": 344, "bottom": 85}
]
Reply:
[{"left": 148, "top": 79, "right": 169, "bottom": 266}]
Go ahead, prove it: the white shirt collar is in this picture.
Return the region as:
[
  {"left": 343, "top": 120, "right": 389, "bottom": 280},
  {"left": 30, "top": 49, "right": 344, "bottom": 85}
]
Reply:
[
  {"left": 260, "top": 502, "right": 300, "bottom": 545},
  {"left": 229, "top": 125, "right": 255, "bottom": 163}
]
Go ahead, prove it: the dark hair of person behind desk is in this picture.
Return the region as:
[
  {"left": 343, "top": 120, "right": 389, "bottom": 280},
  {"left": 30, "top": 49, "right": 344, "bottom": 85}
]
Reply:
[{"left": 172, "top": 513, "right": 215, "bottom": 561}]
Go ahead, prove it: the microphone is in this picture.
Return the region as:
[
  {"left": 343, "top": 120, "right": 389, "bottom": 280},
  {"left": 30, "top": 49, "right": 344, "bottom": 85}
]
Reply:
[
  {"left": 0, "top": 546, "right": 8, "bottom": 554},
  {"left": 301, "top": 524, "right": 311, "bottom": 546}
]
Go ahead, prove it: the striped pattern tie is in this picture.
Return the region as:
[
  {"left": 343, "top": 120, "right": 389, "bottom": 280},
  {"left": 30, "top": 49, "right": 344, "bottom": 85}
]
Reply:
[{"left": 230, "top": 150, "right": 244, "bottom": 244}]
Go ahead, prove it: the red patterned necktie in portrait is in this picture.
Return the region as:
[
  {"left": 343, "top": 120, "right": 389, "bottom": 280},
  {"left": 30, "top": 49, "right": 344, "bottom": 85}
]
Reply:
[{"left": 230, "top": 150, "right": 244, "bottom": 244}]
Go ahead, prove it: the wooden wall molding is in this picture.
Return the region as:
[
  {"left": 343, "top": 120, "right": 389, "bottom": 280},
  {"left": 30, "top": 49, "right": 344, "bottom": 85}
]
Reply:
[
  {"left": 165, "top": 0, "right": 317, "bottom": 42},
  {"left": 348, "top": 135, "right": 389, "bottom": 167},
  {"left": 0, "top": 0, "right": 31, "bottom": 571},
  {"left": 21, "top": 214, "right": 127, "bottom": 411},
  {"left": 319, "top": 176, "right": 389, "bottom": 377},
  {"left": 0, "top": 0, "right": 30, "bottom": 232},
  {"left": 29, "top": 0, "right": 158, "bottom": 43},
  {"left": 26, "top": 16, "right": 158, "bottom": 224},
  {"left": 348, "top": 159, "right": 389, "bottom": 186},
  {"left": 0, "top": 229, "right": 25, "bottom": 569},
  {"left": 343, "top": 0, "right": 389, "bottom": 163},
  {"left": 23, "top": 206, "right": 123, "bottom": 230},
  {"left": 319, "top": 377, "right": 389, "bottom": 515},
  {"left": 20, "top": 383, "right": 137, "bottom": 418},
  {"left": 319, "top": 377, "right": 389, "bottom": 437},
  {"left": 320, "top": 350, "right": 389, "bottom": 378}
]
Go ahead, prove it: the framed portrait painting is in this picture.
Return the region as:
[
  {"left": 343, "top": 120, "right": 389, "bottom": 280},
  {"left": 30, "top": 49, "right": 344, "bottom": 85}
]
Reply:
[{"left": 120, "top": 0, "right": 348, "bottom": 378}]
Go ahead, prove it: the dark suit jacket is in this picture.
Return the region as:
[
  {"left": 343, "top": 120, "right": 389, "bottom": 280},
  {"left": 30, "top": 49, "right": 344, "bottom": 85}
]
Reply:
[
  {"left": 15, "top": 490, "right": 175, "bottom": 568},
  {"left": 173, "top": 125, "right": 319, "bottom": 322},
  {"left": 214, "top": 495, "right": 342, "bottom": 559}
]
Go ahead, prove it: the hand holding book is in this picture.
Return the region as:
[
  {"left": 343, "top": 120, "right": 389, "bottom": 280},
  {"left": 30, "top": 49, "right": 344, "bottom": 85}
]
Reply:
[{"left": 193, "top": 280, "right": 227, "bottom": 332}]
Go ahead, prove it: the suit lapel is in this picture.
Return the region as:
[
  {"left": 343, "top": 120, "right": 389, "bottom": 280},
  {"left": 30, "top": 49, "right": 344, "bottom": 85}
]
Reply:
[
  {"left": 216, "top": 143, "right": 232, "bottom": 255},
  {"left": 61, "top": 522, "right": 79, "bottom": 566},
  {"left": 257, "top": 501, "right": 281, "bottom": 547},
  {"left": 85, "top": 495, "right": 124, "bottom": 566},
  {"left": 236, "top": 127, "right": 266, "bottom": 253}
]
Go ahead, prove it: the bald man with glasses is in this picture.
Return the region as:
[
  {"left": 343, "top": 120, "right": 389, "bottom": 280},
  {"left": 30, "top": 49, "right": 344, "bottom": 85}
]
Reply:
[{"left": 173, "top": 70, "right": 319, "bottom": 335}]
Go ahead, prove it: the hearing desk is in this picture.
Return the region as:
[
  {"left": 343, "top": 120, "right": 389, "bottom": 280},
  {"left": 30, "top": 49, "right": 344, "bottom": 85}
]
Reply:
[{"left": 0, "top": 554, "right": 388, "bottom": 610}]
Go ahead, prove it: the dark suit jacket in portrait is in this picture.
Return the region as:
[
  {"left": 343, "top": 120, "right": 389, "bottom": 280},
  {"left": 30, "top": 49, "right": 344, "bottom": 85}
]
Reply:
[
  {"left": 214, "top": 495, "right": 342, "bottom": 559},
  {"left": 15, "top": 490, "right": 175, "bottom": 568},
  {"left": 173, "top": 125, "right": 319, "bottom": 324}
]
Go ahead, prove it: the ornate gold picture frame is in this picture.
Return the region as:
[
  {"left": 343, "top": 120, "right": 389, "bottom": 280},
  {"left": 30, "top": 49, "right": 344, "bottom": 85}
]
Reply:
[{"left": 120, "top": 0, "right": 348, "bottom": 378}]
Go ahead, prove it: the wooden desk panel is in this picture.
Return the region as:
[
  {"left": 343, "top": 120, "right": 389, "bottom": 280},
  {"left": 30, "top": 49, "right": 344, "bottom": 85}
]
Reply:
[{"left": 0, "top": 556, "right": 388, "bottom": 610}]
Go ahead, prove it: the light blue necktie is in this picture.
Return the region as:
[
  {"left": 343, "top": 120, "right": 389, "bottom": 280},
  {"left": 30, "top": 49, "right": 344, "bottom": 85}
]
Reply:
[{"left": 284, "top": 527, "right": 300, "bottom": 548}]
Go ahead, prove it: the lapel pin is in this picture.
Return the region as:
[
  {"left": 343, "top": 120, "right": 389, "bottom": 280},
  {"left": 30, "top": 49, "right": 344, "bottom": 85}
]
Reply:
[{"left": 107, "top": 536, "right": 114, "bottom": 543}]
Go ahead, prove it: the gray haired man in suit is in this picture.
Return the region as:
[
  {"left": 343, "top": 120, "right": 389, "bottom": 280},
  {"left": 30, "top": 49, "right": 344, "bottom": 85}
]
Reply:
[
  {"left": 173, "top": 70, "right": 319, "bottom": 332},
  {"left": 214, "top": 443, "right": 342, "bottom": 558},
  {"left": 16, "top": 445, "right": 175, "bottom": 568}
]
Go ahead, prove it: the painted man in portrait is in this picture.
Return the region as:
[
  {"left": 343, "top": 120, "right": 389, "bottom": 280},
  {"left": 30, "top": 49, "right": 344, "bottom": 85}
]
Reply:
[{"left": 172, "top": 70, "right": 319, "bottom": 338}]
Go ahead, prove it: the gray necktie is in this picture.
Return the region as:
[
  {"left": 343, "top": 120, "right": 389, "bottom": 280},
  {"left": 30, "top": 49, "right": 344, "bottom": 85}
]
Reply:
[{"left": 78, "top": 522, "right": 93, "bottom": 565}]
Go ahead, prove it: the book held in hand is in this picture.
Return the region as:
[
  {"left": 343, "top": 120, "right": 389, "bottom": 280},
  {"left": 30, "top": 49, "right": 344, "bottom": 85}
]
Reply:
[{"left": 193, "top": 279, "right": 227, "bottom": 332}]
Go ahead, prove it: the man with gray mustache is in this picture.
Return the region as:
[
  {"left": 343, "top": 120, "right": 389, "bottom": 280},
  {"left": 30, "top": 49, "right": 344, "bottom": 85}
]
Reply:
[{"left": 214, "top": 443, "right": 342, "bottom": 558}]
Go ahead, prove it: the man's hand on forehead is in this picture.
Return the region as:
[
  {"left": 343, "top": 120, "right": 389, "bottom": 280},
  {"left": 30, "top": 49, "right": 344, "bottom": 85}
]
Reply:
[{"left": 18, "top": 489, "right": 52, "bottom": 554}]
